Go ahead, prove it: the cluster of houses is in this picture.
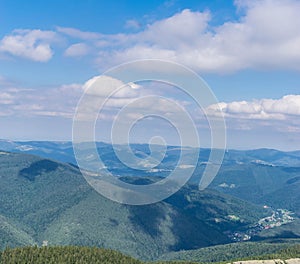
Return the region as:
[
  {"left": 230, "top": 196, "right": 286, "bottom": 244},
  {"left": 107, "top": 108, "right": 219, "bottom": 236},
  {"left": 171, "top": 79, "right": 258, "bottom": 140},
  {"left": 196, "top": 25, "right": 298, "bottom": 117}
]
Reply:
[{"left": 227, "top": 208, "right": 295, "bottom": 242}]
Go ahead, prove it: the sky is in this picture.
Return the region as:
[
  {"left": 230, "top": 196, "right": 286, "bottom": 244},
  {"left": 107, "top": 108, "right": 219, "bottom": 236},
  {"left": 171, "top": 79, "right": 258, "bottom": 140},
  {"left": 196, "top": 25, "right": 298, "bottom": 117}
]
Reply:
[{"left": 0, "top": 0, "right": 300, "bottom": 150}]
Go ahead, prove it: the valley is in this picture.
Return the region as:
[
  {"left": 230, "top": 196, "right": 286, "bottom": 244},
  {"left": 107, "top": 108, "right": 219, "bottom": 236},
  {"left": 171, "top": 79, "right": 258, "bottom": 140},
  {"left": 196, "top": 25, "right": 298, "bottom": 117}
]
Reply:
[{"left": 228, "top": 208, "right": 295, "bottom": 242}]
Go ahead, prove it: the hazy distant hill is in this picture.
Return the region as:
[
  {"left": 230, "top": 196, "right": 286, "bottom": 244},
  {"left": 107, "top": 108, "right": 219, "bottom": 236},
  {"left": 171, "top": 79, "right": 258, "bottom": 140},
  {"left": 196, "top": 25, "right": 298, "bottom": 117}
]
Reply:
[
  {"left": 1, "top": 140, "right": 300, "bottom": 209},
  {"left": 0, "top": 150, "right": 270, "bottom": 260},
  {"left": 1, "top": 140, "right": 300, "bottom": 168},
  {"left": 0, "top": 140, "right": 76, "bottom": 164}
]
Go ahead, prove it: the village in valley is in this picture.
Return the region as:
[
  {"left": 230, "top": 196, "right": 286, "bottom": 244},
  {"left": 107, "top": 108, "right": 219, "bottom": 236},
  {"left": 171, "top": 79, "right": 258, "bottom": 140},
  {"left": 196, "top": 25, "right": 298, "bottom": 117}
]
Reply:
[{"left": 227, "top": 208, "right": 295, "bottom": 242}]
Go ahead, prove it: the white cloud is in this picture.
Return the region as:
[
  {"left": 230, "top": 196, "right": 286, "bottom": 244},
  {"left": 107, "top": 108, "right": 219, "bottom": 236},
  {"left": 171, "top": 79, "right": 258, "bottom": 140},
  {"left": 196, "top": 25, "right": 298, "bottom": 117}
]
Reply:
[
  {"left": 0, "top": 81, "right": 83, "bottom": 118},
  {"left": 75, "top": 75, "right": 196, "bottom": 126},
  {"left": 88, "top": 0, "right": 300, "bottom": 72},
  {"left": 2, "top": 0, "right": 300, "bottom": 71},
  {"left": 0, "top": 29, "right": 57, "bottom": 62},
  {"left": 1, "top": 74, "right": 299, "bottom": 148},
  {"left": 141, "top": 9, "right": 210, "bottom": 48},
  {"left": 83, "top": 76, "right": 127, "bottom": 97},
  {"left": 64, "top": 43, "right": 89, "bottom": 57},
  {"left": 56, "top": 27, "right": 101, "bottom": 40},
  {"left": 204, "top": 94, "right": 300, "bottom": 144},
  {"left": 0, "top": 75, "right": 145, "bottom": 119},
  {"left": 207, "top": 95, "right": 300, "bottom": 120},
  {"left": 0, "top": 92, "right": 14, "bottom": 104},
  {"left": 83, "top": 76, "right": 142, "bottom": 99}
]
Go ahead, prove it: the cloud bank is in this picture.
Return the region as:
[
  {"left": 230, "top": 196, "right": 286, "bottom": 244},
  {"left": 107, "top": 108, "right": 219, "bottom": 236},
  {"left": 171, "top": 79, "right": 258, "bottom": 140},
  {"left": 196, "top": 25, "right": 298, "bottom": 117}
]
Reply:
[
  {"left": 1, "top": 0, "right": 300, "bottom": 72},
  {"left": 63, "top": 0, "right": 300, "bottom": 72},
  {"left": 1, "top": 74, "right": 299, "bottom": 135}
]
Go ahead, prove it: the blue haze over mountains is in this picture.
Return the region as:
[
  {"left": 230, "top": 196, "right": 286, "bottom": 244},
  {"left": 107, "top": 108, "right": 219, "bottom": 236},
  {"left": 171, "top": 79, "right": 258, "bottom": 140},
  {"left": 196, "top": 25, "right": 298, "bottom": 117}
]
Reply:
[{"left": 1, "top": 139, "right": 300, "bottom": 215}]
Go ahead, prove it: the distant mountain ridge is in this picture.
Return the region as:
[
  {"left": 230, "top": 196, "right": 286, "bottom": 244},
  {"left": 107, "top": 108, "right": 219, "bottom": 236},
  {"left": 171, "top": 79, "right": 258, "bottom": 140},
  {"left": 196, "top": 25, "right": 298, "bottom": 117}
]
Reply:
[
  {"left": 1, "top": 140, "right": 299, "bottom": 218},
  {"left": 1, "top": 140, "right": 300, "bottom": 167}
]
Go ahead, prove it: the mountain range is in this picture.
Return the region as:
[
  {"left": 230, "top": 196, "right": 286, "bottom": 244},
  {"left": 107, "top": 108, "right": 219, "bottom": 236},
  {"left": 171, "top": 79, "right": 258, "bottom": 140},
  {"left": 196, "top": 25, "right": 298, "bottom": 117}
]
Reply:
[{"left": 0, "top": 140, "right": 299, "bottom": 261}]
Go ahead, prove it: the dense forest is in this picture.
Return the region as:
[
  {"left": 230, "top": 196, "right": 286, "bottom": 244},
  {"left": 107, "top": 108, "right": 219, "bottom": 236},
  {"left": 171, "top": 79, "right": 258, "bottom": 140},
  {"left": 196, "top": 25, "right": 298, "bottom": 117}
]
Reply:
[
  {"left": 160, "top": 241, "right": 300, "bottom": 262},
  {"left": 0, "top": 246, "right": 142, "bottom": 264},
  {"left": 0, "top": 245, "right": 299, "bottom": 264}
]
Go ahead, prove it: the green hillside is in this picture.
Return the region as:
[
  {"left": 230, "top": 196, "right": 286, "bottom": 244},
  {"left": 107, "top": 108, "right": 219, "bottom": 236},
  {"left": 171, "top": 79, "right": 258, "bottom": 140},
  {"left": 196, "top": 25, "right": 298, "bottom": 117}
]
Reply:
[
  {"left": 0, "top": 215, "right": 35, "bottom": 248},
  {"left": 0, "top": 151, "right": 269, "bottom": 260},
  {"left": 210, "top": 163, "right": 300, "bottom": 216}
]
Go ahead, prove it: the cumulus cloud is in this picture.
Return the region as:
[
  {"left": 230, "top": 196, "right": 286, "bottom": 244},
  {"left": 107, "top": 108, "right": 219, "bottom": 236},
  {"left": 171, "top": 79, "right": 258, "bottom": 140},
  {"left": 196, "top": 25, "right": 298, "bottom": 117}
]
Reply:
[
  {"left": 0, "top": 29, "right": 57, "bottom": 62},
  {"left": 84, "top": 76, "right": 143, "bottom": 99},
  {"left": 74, "top": 75, "right": 196, "bottom": 126},
  {"left": 2, "top": 0, "right": 300, "bottom": 71},
  {"left": 86, "top": 0, "right": 300, "bottom": 72},
  {"left": 205, "top": 94, "right": 300, "bottom": 143},
  {"left": 141, "top": 9, "right": 210, "bottom": 48},
  {"left": 207, "top": 95, "right": 300, "bottom": 120}
]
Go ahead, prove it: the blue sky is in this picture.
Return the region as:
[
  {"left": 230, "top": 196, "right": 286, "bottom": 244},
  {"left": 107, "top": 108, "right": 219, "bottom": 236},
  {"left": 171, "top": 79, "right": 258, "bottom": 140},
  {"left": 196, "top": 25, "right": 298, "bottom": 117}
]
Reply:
[{"left": 0, "top": 0, "right": 300, "bottom": 150}]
